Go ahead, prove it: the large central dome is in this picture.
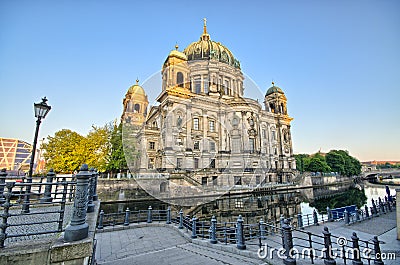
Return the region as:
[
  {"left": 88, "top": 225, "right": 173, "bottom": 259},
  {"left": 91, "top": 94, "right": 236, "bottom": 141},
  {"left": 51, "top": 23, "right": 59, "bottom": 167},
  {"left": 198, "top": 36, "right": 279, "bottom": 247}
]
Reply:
[{"left": 183, "top": 19, "right": 241, "bottom": 69}]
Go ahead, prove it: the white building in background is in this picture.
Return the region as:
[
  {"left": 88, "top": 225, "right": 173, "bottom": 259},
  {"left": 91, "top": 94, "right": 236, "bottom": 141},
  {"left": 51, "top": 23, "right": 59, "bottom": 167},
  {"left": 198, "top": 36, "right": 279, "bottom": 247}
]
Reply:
[{"left": 122, "top": 21, "right": 296, "bottom": 197}]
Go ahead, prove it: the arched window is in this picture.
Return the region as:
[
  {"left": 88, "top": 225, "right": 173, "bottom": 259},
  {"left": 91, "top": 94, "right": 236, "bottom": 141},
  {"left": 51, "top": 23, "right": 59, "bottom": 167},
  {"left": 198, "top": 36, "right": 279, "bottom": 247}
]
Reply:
[
  {"left": 134, "top": 104, "right": 140, "bottom": 112},
  {"left": 160, "top": 182, "right": 167, "bottom": 192},
  {"left": 269, "top": 103, "right": 275, "bottom": 113},
  {"left": 177, "top": 116, "right": 182, "bottom": 128},
  {"left": 177, "top": 72, "right": 184, "bottom": 87}
]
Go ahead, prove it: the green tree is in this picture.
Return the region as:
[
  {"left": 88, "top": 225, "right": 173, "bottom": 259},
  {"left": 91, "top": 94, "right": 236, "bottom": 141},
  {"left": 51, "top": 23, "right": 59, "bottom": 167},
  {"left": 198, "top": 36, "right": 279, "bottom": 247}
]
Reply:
[
  {"left": 334, "top": 150, "right": 361, "bottom": 176},
  {"left": 42, "top": 129, "right": 86, "bottom": 173},
  {"left": 106, "top": 123, "right": 128, "bottom": 173},
  {"left": 326, "top": 150, "right": 345, "bottom": 174},
  {"left": 42, "top": 125, "right": 112, "bottom": 173},
  {"left": 85, "top": 124, "right": 112, "bottom": 171},
  {"left": 304, "top": 156, "right": 331, "bottom": 173},
  {"left": 294, "top": 154, "right": 309, "bottom": 173}
]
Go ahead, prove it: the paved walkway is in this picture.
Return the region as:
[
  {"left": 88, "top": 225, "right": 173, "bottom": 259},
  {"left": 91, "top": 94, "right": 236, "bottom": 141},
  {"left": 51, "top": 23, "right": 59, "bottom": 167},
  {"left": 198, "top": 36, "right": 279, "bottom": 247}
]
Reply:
[
  {"left": 95, "top": 211, "right": 399, "bottom": 265},
  {"left": 4, "top": 203, "right": 73, "bottom": 245},
  {"left": 250, "top": 210, "right": 399, "bottom": 265},
  {"left": 95, "top": 226, "right": 265, "bottom": 265}
]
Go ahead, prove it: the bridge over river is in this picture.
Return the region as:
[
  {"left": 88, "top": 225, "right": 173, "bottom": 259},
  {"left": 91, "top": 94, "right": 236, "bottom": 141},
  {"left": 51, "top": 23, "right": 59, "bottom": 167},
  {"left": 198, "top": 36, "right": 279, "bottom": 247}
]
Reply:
[{"left": 362, "top": 169, "right": 400, "bottom": 182}]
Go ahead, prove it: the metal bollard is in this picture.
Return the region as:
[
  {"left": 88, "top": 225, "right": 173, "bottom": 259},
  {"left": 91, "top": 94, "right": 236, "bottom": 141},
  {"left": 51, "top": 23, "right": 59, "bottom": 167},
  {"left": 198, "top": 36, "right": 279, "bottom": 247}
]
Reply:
[
  {"left": 40, "top": 169, "right": 55, "bottom": 203},
  {"left": 0, "top": 182, "right": 14, "bottom": 248},
  {"left": 87, "top": 168, "right": 95, "bottom": 213},
  {"left": 297, "top": 213, "right": 304, "bottom": 230},
  {"left": 378, "top": 197, "right": 385, "bottom": 214},
  {"left": 236, "top": 215, "right": 246, "bottom": 250},
  {"left": 97, "top": 210, "right": 104, "bottom": 229},
  {"left": 147, "top": 206, "right": 152, "bottom": 223},
  {"left": 64, "top": 164, "right": 90, "bottom": 242},
  {"left": 92, "top": 169, "right": 99, "bottom": 201},
  {"left": 372, "top": 236, "right": 384, "bottom": 265},
  {"left": 322, "top": 227, "right": 336, "bottom": 265},
  {"left": 364, "top": 205, "right": 370, "bottom": 219},
  {"left": 327, "top": 207, "right": 333, "bottom": 222},
  {"left": 166, "top": 206, "right": 171, "bottom": 224},
  {"left": 372, "top": 199, "right": 378, "bottom": 216},
  {"left": 282, "top": 219, "right": 296, "bottom": 265},
  {"left": 385, "top": 196, "right": 392, "bottom": 212},
  {"left": 351, "top": 232, "right": 363, "bottom": 265},
  {"left": 178, "top": 209, "right": 183, "bottom": 229},
  {"left": 355, "top": 207, "right": 360, "bottom": 222},
  {"left": 191, "top": 216, "right": 197, "bottom": 238},
  {"left": 313, "top": 209, "right": 319, "bottom": 226},
  {"left": 280, "top": 215, "right": 285, "bottom": 228},
  {"left": 260, "top": 218, "right": 266, "bottom": 239},
  {"left": 210, "top": 215, "right": 217, "bottom": 244},
  {"left": 0, "top": 169, "right": 7, "bottom": 203},
  {"left": 124, "top": 207, "right": 130, "bottom": 226},
  {"left": 344, "top": 210, "right": 350, "bottom": 225}
]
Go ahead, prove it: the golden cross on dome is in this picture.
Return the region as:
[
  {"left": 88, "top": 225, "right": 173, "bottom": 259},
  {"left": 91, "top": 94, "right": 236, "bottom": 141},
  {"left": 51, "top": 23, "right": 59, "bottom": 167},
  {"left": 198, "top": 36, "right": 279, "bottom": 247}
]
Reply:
[
  {"left": 136, "top": 78, "right": 139, "bottom": 85},
  {"left": 203, "top": 18, "right": 207, "bottom": 34}
]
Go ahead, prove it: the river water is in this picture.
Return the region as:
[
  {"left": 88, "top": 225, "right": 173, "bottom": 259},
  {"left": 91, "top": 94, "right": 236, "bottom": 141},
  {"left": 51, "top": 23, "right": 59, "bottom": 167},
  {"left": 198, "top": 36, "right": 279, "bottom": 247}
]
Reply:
[{"left": 99, "top": 182, "right": 396, "bottom": 224}]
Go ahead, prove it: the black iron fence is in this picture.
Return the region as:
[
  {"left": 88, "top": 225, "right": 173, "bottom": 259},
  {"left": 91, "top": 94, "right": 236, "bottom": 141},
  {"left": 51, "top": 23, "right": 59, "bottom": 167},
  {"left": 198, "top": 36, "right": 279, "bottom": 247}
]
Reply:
[
  {"left": 97, "top": 198, "right": 396, "bottom": 265},
  {"left": 0, "top": 165, "right": 99, "bottom": 247},
  {"left": 298, "top": 195, "right": 396, "bottom": 229}
]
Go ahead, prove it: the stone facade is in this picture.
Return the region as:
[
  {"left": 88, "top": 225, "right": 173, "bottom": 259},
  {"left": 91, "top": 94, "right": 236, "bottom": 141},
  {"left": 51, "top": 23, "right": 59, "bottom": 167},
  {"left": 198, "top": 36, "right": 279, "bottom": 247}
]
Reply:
[{"left": 122, "top": 21, "right": 296, "bottom": 199}]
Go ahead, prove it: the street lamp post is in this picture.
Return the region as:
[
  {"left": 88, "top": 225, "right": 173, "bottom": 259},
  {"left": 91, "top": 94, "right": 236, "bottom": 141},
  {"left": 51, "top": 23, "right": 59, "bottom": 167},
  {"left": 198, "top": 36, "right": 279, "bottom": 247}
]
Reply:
[{"left": 22, "top": 97, "right": 51, "bottom": 213}]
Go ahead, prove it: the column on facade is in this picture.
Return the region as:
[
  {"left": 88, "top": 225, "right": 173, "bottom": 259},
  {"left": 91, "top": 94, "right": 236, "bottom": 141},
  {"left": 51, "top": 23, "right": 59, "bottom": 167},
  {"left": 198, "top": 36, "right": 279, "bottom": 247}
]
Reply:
[
  {"left": 185, "top": 103, "right": 193, "bottom": 170},
  {"left": 256, "top": 114, "right": 262, "bottom": 153},
  {"left": 140, "top": 135, "right": 148, "bottom": 170},
  {"left": 164, "top": 103, "right": 175, "bottom": 169},
  {"left": 201, "top": 109, "right": 209, "bottom": 169}
]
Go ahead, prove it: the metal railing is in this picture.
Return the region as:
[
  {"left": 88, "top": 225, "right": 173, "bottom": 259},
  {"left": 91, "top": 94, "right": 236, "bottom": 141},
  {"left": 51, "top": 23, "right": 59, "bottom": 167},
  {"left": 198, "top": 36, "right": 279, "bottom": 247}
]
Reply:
[
  {"left": 291, "top": 225, "right": 386, "bottom": 265},
  {"left": 0, "top": 165, "right": 100, "bottom": 247},
  {"left": 97, "top": 200, "right": 395, "bottom": 265},
  {"left": 297, "top": 196, "right": 396, "bottom": 229},
  {"left": 0, "top": 178, "right": 75, "bottom": 246}
]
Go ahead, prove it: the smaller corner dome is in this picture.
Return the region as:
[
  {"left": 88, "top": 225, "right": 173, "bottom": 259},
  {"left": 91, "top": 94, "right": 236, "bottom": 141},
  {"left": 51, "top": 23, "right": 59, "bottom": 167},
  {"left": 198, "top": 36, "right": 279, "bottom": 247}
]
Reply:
[
  {"left": 168, "top": 46, "right": 188, "bottom": 61},
  {"left": 127, "top": 80, "right": 146, "bottom": 96},
  {"left": 265, "top": 82, "right": 285, "bottom": 96}
]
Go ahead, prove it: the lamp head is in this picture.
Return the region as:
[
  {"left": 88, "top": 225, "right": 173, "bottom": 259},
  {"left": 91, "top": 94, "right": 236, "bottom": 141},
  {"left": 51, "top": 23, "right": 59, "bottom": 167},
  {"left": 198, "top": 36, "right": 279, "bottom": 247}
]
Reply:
[{"left": 34, "top": 97, "right": 51, "bottom": 119}]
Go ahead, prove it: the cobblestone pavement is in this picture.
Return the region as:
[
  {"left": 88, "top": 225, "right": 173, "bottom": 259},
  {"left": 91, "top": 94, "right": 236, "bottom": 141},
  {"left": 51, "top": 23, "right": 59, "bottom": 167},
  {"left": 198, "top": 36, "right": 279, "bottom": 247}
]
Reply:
[
  {"left": 3, "top": 203, "right": 73, "bottom": 245},
  {"left": 245, "top": 210, "right": 400, "bottom": 265},
  {"left": 95, "top": 226, "right": 267, "bottom": 265},
  {"left": 95, "top": 211, "right": 399, "bottom": 265}
]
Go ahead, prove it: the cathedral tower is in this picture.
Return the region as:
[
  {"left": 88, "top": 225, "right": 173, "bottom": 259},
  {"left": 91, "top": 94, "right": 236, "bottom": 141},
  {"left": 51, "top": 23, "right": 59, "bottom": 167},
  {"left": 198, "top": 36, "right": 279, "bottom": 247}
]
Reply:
[{"left": 122, "top": 79, "right": 149, "bottom": 127}]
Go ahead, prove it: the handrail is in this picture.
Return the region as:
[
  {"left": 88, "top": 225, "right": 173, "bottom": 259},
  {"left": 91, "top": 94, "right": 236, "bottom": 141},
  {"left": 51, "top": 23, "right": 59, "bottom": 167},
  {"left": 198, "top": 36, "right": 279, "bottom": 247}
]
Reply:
[{"left": 97, "top": 199, "right": 395, "bottom": 265}]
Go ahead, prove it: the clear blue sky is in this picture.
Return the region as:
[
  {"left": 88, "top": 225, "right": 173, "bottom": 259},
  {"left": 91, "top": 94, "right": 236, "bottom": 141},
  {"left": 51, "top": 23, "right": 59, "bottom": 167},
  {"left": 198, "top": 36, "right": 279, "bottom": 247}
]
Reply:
[{"left": 1, "top": 0, "right": 399, "bottom": 161}]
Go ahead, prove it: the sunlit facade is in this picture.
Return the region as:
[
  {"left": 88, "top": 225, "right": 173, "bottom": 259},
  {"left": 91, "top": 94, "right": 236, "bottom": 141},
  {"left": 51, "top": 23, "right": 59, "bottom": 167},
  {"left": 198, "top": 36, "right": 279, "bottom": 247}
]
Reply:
[{"left": 122, "top": 21, "right": 296, "bottom": 195}]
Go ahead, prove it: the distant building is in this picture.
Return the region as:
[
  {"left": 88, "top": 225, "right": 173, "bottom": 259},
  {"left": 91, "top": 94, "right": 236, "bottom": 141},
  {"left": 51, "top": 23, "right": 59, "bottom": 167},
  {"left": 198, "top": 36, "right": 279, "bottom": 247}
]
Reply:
[
  {"left": 363, "top": 161, "right": 400, "bottom": 166},
  {"left": 361, "top": 161, "right": 400, "bottom": 172},
  {"left": 121, "top": 21, "right": 296, "bottom": 196},
  {"left": 0, "top": 137, "right": 33, "bottom": 175}
]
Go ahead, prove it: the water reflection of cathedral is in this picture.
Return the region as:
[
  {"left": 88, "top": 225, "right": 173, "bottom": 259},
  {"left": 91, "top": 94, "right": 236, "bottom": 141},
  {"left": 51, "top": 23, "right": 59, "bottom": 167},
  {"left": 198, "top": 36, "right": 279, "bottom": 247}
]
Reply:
[
  {"left": 122, "top": 20, "right": 297, "bottom": 193},
  {"left": 198, "top": 191, "right": 302, "bottom": 224}
]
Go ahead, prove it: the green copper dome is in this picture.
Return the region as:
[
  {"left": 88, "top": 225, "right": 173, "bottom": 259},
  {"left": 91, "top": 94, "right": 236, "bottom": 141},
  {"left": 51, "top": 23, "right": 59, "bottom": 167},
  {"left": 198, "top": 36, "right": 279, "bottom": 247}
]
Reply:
[
  {"left": 183, "top": 20, "right": 240, "bottom": 69},
  {"left": 265, "top": 82, "right": 284, "bottom": 96}
]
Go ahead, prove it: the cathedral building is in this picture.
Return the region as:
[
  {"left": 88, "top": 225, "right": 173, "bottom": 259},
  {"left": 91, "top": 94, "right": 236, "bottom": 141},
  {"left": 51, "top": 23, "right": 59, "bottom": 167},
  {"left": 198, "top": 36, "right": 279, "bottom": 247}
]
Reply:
[{"left": 122, "top": 21, "right": 296, "bottom": 199}]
